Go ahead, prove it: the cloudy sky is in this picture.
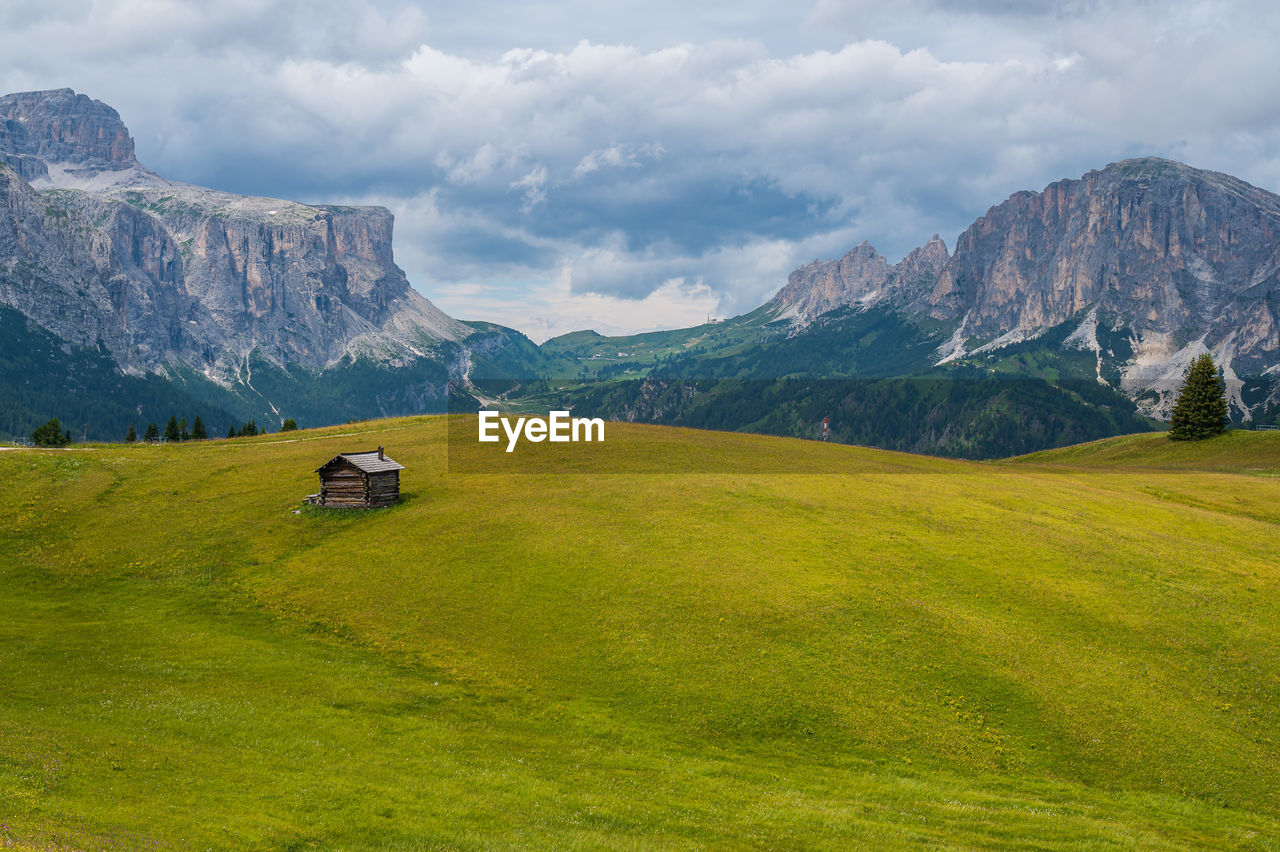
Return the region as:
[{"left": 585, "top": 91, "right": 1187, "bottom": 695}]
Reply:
[{"left": 3, "top": 1, "right": 1279, "bottom": 340}]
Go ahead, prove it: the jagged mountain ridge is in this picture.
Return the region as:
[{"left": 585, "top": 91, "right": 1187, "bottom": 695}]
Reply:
[
  {"left": 768, "top": 235, "right": 950, "bottom": 323},
  {"left": 7, "top": 87, "right": 1279, "bottom": 440},
  {"left": 0, "top": 88, "right": 473, "bottom": 406},
  {"left": 766, "top": 158, "right": 1280, "bottom": 418}
]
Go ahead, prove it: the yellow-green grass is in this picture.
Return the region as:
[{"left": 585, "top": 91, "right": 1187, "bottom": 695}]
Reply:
[
  {"left": 1009, "top": 428, "right": 1280, "bottom": 473},
  {"left": 2, "top": 418, "right": 1279, "bottom": 849}
]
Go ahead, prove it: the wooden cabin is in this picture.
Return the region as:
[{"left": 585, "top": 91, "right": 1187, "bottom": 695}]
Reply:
[{"left": 312, "top": 446, "right": 404, "bottom": 508}]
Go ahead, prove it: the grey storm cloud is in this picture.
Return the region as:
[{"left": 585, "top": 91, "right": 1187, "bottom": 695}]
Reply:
[{"left": 3, "top": 0, "right": 1280, "bottom": 336}]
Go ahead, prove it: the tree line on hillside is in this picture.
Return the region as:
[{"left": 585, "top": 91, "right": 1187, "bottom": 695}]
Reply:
[
  {"left": 29, "top": 414, "right": 299, "bottom": 446},
  {"left": 20, "top": 355, "right": 1235, "bottom": 450},
  {"left": 527, "top": 353, "right": 1239, "bottom": 457},
  {"left": 556, "top": 374, "right": 1156, "bottom": 459}
]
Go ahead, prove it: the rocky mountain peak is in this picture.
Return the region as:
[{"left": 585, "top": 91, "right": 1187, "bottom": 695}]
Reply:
[
  {"left": 768, "top": 241, "right": 891, "bottom": 323},
  {"left": 769, "top": 235, "right": 954, "bottom": 324},
  {"left": 1098, "top": 156, "right": 1222, "bottom": 182},
  {"left": 763, "top": 158, "right": 1280, "bottom": 418},
  {"left": 0, "top": 89, "right": 136, "bottom": 182},
  {"left": 898, "top": 234, "right": 949, "bottom": 276},
  {"left": 882, "top": 234, "right": 951, "bottom": 307},
  {"left": 929, "top": 156, "right": 1280, "bottom": 342},
  {"left": 926, "top": 157, "right": 1280, "bottom": 416},
  {"left": 0, "top": 88, "right": 471, "bottom": 388}
]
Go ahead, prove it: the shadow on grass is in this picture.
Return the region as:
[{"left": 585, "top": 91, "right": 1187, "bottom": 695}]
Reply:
[{"left": 293, "top": 491, "right": 418, "bottom": 523}]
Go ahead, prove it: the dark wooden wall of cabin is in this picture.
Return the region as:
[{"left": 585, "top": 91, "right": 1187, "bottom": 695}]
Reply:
[
  {"left": 318, "top": 463, "right": 400, "bottom": 508},
  {"left": 365, "top": 471, "right": 399, "bottom": 508}
]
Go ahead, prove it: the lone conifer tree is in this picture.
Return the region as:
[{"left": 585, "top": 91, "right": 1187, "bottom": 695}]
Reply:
[
  {"left": 31, "top": 417, "right": 71, "bottom": 447},
  {"left": 1168, "top": 353, "right": 1230, "bottom": 440},
  {"left": 125, "top": 423, "right": 138, "bottom": 443},
  {"left": 164, "top": 416, "right": 182, "bottom": 443},
  {"left": 191, "top": 416, "right": 207, "bottom": 440}
]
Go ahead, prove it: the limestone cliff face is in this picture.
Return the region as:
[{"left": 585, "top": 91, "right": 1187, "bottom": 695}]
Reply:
[
  {"left": 768, "top": 159, "right": 1280, "bottom": 417},
  {"left": 130, "top": 188, "right": 466, "bottom": 372},
  {"left": 0, "top": 165, "right": 217, "bottom": 374},
  {"left": 0, "top": 89, "right": 136, "bottom": 184},
  {"left": 889, "top": 234, "right": 950, "bottom": 306},
  {"left": 930, "top": 159, "right": 1280, "bottom": 366},
  {"left": 930, "top": 158, "right": 1280, "bottom": 415},
  {"left": 0, "top": 88, "right": 469, "bottom": 389},
  {"left": 768, "top": 242, "right": 890, "bottom": 322}
]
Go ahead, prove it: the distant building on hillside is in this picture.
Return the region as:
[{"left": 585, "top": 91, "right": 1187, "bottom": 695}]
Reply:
[{"left": 309, "top": 446, "right": 404, "bottom": 508}]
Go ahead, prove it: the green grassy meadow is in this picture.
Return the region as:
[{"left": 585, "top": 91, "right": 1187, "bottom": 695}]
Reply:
[{"left": 2, "top": 420, "right": 1279, "bottom": 848}]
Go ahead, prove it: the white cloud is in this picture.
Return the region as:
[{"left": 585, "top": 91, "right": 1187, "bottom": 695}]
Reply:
[
  {"left": 572, "top": 143, "right": 662, "bottom": 178},
  {"left": 3, "top": 0, "right": 1280, "bottom": 338},
  {"left": 509, "top": 165, "right": 549, "bottom": 212},
  {"left": 439, "top": 270, "right": 723, "bottom": 343}
]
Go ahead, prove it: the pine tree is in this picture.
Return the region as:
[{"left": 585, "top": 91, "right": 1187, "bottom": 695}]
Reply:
[
  {"left": 144, "top": 422, "right": 159, "bottom": 442},
  {"left": 179, "top": 417, "right": 189, "bottom": 441},
  {"left": 31, "top": 417, "right": 71, "bottom": 447},
  {"left": 226, "top": 424, "right": 236, "bottom": 439},
  {"left": 125, "top": 423, "right": 138, "bottom": 443},
  {"left": 1168, "top": 353, "right": 1230, "bottom": 440},
  {"left": 280, "top": 417, "right": 298, "bottom": 432},
  {"left": 191, "top": 416, "right": 207, "bottom": 440},
  {"left": 164, "top": 416, "right": 182, "bottom": 443}
]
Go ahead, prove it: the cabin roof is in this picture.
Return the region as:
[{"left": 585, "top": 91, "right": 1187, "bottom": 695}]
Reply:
[{"left": 317, "top": 449, "right": 405, "bottom": 474}]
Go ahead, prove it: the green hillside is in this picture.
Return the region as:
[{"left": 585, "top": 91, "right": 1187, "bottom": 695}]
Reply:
[
  {"left": 3, "top": 420, "right": 1279, "bottom": 848},
  {"left": 538, "top": 304, "right": 785, "bottom": 378},
  {"left": 529, "top": 373, "right": 1151, "bottom": 459},
  {"left": 496, "top": 307, "right": 1156, "bottom": 459},
  {"left": 1010, "top": 428, "right": 1280, "bottom": 472}
]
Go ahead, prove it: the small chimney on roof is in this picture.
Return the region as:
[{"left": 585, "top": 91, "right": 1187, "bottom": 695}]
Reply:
[{"left": 378, "top": 445, "right": 384, "bottom": 460}]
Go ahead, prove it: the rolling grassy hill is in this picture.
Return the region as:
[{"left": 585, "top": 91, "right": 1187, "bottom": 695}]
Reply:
[
  {"left": 2, "top": 421, "right": 1279, "bottom": 848},
  {"left": 1012, "top": 428, "right": 1280, "bottom": 472}
]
